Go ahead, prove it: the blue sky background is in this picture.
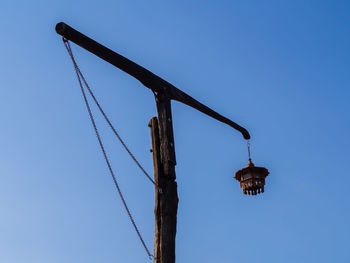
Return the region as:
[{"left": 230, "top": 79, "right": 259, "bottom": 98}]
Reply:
[{"left": 0, "top": 1, "right": 349, "bottom": 262}]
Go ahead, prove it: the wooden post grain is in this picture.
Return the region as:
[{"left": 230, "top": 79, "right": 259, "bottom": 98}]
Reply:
[{"left": 149, "top": 92, "right": 179, "bottom": 263}]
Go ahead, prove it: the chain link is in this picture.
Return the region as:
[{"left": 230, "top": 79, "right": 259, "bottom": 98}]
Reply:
[
  {"left": 64, "top": 38, "right": 157, "bottom": 188},
  {"left": 63, "top": 38, "right": 154, "bottom": 260},
  {"left": 247, "top": 140, "right": 251, "bottom": 160}
]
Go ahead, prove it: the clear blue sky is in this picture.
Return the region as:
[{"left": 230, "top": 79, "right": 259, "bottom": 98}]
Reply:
[{"left": 0, "top": 1, "right": 349, "bottom": 262}]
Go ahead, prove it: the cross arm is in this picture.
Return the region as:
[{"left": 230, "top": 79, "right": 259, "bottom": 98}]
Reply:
[
  {"left": 55, "top": 22, "right": 250, "bottom": 139},
  {"left": 164, "top": 84, "right": 250, "bottom": 139}
]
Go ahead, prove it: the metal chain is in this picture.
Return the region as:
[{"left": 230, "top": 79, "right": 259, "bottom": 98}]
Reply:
[
  {"left": 247, "top": 140, "right": 251, "bottom": 160},
  {"left": 63, "top": 39, "right": 157, "bottom": 188},
  {"left": 63, "top": 38, "right": 154, "bottom": 260}
]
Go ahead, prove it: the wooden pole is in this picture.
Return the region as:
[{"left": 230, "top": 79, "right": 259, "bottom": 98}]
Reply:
[
  {"left": 149, "top": 91, "right": 178, "bottom": 263},
  {"left": 56, "top": 21, "right": 252, "bottom": 263}
]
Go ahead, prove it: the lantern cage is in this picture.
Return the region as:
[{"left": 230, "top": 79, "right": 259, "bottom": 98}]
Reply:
[{"left": 234, "top": 159, "right": 269, "bottom": 195}]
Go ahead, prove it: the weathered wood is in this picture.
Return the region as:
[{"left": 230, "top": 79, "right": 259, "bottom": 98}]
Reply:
[
  {"left": 56, "top": 22, "right": 250, "bottom": 139},
  {"left": 149, "top": 92, "right": 179, "bottom": 263},
  {"left": 149, "top": 117, "right": 161, "bottom": 262}
]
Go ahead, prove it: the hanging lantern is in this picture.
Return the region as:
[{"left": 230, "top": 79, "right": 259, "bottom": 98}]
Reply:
[
  {"left": 234, "top": 141, "right": 269, "bottom": 195},
  {"left": 234, "top": 159, "right": 269, "bottom": 195}
]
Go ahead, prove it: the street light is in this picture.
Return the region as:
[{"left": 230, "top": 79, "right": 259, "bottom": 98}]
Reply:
[
  {"left": 235, "top": 158, "right": 269, "bottom": 195},
  {"left": 56, "top": 22, "right": 269, "bottom": 262}
]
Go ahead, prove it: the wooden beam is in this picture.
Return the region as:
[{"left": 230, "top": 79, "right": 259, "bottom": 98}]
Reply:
[{"left": 56, "top": 22, "right": 250, "bottom": 139}]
